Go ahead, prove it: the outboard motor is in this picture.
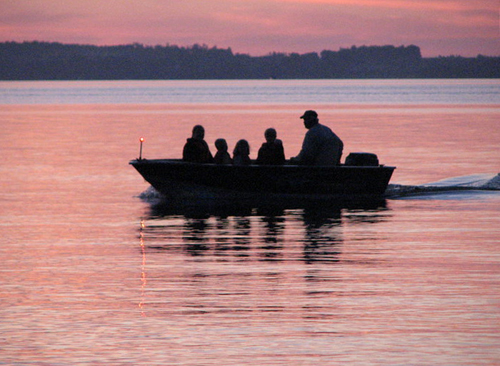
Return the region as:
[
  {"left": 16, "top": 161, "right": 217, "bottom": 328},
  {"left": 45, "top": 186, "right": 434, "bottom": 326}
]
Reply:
[{"left": 344, "top": 152, "right": 379, "bottom": 166}]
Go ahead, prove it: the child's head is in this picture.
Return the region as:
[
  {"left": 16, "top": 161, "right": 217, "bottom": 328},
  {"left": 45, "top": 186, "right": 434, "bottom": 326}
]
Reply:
[
  {"left": 192, "top": 125, "right": 205, "bottom": 140},
  {"left": 264, "top": 128, "right": 277, "bottom": 143},
  {"left": 215, "top": 138, "right": 228, "bottom": 152},
  {"left": 234, "top": 139, "right": 250, "bottom": 156}
]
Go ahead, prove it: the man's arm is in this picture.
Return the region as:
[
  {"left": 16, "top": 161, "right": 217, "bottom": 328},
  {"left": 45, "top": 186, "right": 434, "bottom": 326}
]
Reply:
[{"left": 293, "top": 130, "right": 318, "bottom": 164}]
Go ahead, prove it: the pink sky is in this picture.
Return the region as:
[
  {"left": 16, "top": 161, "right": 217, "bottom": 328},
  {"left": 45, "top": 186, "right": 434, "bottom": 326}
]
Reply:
[{"left": 1, "top": 0, "right": 499, "bottom": 57}]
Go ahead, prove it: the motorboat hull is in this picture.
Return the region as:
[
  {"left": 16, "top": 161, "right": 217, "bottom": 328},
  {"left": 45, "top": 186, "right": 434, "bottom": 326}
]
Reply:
[{"left": 130, "top": 159, "right": 396, "bottom": 204}]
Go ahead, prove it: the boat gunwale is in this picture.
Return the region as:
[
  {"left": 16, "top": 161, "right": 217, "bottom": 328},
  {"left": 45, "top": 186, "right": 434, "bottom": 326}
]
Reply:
[{"left": 129, "top": 158, "right": 396, "bottom": 170}]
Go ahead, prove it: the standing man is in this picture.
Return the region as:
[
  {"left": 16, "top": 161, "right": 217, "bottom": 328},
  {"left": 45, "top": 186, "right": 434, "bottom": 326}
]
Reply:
[{"left": 291, "top": 110, "right": 343, "bottom": 165}]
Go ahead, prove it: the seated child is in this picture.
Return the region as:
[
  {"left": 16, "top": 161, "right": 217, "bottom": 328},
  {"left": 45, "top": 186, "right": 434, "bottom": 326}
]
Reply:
[
  {"left": 213, "top": 138, "right": 232, "bottom": 164},
  {"left": 256, "top": 128, "right": 285, "bottom": 165},
  {"left": 182, "top": 125, "right": 214, "bottom": 163},
  {"left": 232, "top": 139, "right": 251, "bottom": 166}
]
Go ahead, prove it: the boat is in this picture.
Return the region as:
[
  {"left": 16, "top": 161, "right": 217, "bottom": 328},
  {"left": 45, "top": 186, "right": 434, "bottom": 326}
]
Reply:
[{"left": 130, "top": 152, "right": 396, "bottom": 205}]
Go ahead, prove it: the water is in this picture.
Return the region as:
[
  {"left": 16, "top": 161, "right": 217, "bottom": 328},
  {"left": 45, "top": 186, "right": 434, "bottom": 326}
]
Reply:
[
  {"left": 1, "top": 80, "right": 499, "bottom": 365},
  {"left": 1, "top": 79, "right": 500, "bottom": 105}
]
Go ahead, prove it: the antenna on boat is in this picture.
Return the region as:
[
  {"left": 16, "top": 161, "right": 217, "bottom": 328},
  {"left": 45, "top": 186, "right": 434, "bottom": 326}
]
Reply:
[{"left": 138, "top": 137, "right": 144, "bottom": 160}]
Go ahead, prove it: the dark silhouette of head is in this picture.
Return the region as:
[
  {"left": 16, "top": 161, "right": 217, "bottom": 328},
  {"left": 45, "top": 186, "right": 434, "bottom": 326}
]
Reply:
[
  {"left": 192, "top": 125, "right": 205, "bottom": 140},
  {"left": 215, "top": 138, "right": 228, "bottom": 152},
  {"left": 264, "top": 128, "right": 277, "bottom": 143},
  {"left": 300, "top": 110, "right": 319, "bottom": 129},
  {"left": 234, "top": 139, "right": 250, "bottom": 156}
]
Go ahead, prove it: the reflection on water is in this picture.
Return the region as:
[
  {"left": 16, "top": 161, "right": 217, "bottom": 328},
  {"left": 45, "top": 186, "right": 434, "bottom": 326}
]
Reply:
[
  {"left": 139, "top": 201, "right": 389, "bottom": 265},
  {"left": 136, "top": 200, "right": 395, "bottom": 340}
]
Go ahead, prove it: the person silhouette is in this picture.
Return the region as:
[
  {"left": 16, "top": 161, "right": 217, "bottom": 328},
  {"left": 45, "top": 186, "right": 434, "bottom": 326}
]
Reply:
[
  {"left": 213, "top": 138, "right": 232, "bottom": 164},
  {"left": 291, "top": 110, "right": 343, "bottom": 165},
  {"left": 232, "top": 139, "right": 251, "bottom": 166},
  {"left": 256, "top": 128, "right": 285, "bottom": 165},
  {"left": 182, "top": 125, "right": 214, "bottom": 163}
]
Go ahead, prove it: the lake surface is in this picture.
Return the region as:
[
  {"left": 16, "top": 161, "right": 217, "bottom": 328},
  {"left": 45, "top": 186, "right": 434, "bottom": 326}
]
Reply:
[
  {"left": 1, "top": 79, "right": 500, "bottom": 105},
  {"left": 1, "top": 80, "right": 499, "bottom": 365}
]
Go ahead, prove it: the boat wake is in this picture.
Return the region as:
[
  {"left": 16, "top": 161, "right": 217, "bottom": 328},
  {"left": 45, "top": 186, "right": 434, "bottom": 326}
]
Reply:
[
  {"left": 138, "top": 186, "right": 164, "bottom": 204},
  {"left": 386, "top": 173, "right": 500, "bottom": 200}
]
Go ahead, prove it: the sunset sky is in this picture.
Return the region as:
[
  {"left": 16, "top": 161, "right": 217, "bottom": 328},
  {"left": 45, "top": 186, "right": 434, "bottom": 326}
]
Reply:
[{"left": 1, "top": 0, "right": 499, "bottom": 57}]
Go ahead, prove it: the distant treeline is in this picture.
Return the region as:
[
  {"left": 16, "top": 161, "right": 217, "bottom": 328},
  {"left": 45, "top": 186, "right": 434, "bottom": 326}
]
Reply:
[{"left": 1, "top": 41, "right": 499, "bottom": 80}]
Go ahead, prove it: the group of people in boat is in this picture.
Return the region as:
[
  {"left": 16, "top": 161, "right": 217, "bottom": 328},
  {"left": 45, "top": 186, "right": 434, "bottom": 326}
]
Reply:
[{"left": 182, "top": 110, "right": 344, "bottom": 166}]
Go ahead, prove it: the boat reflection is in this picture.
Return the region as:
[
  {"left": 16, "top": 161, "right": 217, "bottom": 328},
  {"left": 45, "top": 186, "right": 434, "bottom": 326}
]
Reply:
[
  {"left": 139, "top": 200, "right": 390, "bottom": 264},
  {"left": 302, "top": 207, "right": 342, "bottom": 264},
  {"left": 136, "top": 200, "right": 392, "bottom": 316}
]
